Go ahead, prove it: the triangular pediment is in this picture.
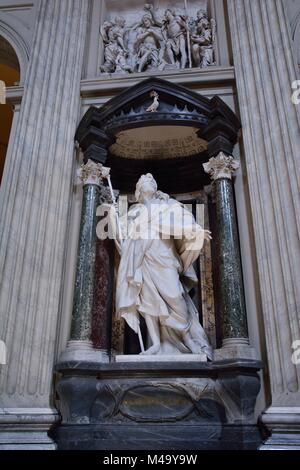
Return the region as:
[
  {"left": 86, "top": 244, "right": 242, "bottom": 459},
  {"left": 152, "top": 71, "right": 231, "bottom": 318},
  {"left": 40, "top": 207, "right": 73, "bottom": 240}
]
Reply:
[
  {"left": 75, "top": 77, "right": 241, "bottom": 193},
  {"left": 76, "top": 77, "right": 240, "bottom": 146}
]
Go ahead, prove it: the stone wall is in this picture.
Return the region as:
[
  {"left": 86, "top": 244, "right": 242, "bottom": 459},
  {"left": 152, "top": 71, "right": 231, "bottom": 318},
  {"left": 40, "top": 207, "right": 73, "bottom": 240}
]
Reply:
[
  {"left": 0, "top": 0, "right": 90, "bottom": 449},
  {"left": 285, "top": 0, "right": 300, "bottom": 71},
  {"left": 2, "top": 0, "right": 299, "bottom": 449}
]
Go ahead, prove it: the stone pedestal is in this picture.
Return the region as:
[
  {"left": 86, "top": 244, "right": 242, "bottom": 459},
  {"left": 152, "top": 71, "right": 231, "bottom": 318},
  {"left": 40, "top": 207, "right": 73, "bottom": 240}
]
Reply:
[
  {"left": 115, "top": 354, "right": 207, "bottom": 363},
  {"left": 0, "top": 409, "right": 58, "bottom": 450},
  {"left": 260, "top": 408, "right": 300, "bottom": 450},
  {"left": 228, "top": 0, "right": 300, "bottom": 448},
  {"left": 53, "top": 359, "right": 263, "bottom": 450},
  {"left": 0, "top": 0, "right": 89, "bottom": 449}
]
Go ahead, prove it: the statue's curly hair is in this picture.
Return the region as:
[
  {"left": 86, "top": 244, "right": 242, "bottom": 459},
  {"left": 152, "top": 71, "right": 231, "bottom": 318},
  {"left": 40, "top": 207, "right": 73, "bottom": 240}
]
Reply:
[
  {"left": 135, "top": 173, "right": 170, "bottom": 203},
  {"left": 135, "top": 173, "right": 157, "bottom": 202}
]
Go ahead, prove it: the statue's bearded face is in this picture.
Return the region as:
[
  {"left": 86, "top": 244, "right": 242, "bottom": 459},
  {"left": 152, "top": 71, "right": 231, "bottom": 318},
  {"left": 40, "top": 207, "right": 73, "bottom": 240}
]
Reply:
[
  {"left": 135, "top": 174, "right": 158, "bottom": 202},
  {"left": 139, "top": 181, "right": 156, "bottom": 199},
  {"left": 143, "top": 16, "right": 152, "bottom": 28},
  {"left": 197, "top": 10, "right": 207, "bottom": 21},
  {"left": 165, "top": 10, "right": 173, "bottom": 21},
  {"left": 115, "top": 17, "right": 125, "bottom": 28}
]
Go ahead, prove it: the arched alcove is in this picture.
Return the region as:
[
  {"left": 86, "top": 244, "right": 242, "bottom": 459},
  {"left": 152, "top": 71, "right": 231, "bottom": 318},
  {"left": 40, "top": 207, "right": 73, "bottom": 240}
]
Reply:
[
  {"left": 0, "top": 35, "right": 20, "bottom": 184},
  {"left": 0, "top": 11, "right": 31, "bottom": 83},
  {"left": 54, "top": 77, "right": 263, "bottom": 451}
]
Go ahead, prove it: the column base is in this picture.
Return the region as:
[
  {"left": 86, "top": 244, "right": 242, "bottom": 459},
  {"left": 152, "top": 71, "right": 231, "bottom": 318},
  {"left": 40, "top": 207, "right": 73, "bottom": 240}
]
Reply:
[
  {"left": 259, "top": 407, "right": 300, "bottom": 450},
  {"left": 214, "top": 338, "right": 258, "bottom": 360},
  {"left": 59, "top": 340, "right": 109, "bottom": 363},
  {"left": 0, "top": 408, "right": 59, "bottom": 450}
]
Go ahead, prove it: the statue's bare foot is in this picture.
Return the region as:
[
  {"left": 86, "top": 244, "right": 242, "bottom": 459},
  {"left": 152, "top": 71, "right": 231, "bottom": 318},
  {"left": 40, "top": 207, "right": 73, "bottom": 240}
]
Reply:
[
  {"left": 183, "top": 333, "right": 202, "bottom": 354},
  {"left": 140, "top": 344, "right": 160, "bottom": 355}
]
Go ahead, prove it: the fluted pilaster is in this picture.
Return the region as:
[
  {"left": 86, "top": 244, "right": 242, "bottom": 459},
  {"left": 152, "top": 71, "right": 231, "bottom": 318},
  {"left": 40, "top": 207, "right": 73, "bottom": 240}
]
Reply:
[
  {"left": 228, "top": 0, "right": 300, "bottom": 447},
  {"left": 0, "top": 0, "right": 90, "bottom": 449}
]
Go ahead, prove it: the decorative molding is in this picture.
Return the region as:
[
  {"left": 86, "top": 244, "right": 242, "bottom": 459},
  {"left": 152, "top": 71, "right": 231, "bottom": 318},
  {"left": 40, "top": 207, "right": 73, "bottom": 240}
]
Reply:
[
  {"left": 0, "top": 407, "right": 59, "bottom": 450},
  {"left": 76, "top": 77, "right": 240, "bottom": 193},
  {"left": 80, "top": 66, "right": 235, "bottom": 99},
  {"left": 203, "top": 152, "right": 239, "bottom": 180},
  {"left": 5, "top": 85, "right": 23, "bottom": 106},
  {"left": 77, "top": 159, "right": 103, "bottom": 186}
]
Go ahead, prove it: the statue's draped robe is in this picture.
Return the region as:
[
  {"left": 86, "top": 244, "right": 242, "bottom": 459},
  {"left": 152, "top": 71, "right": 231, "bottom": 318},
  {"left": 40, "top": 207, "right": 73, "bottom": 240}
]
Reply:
[{"left": 111, "top": 197, "right": 212, "bottom": 359}]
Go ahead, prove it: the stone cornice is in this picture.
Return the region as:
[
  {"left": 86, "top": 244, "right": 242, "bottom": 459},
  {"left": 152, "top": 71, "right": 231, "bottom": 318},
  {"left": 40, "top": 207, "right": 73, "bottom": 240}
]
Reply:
[{"left": 80, "top": 66, "right": 236, "bottom": 98}]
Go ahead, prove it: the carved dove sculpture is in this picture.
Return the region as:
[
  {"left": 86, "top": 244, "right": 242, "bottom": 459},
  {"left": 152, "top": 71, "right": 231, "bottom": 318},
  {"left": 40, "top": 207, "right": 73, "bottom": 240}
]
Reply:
[{"left": 146, "top": 91, "right": 159, "bottom": 112}]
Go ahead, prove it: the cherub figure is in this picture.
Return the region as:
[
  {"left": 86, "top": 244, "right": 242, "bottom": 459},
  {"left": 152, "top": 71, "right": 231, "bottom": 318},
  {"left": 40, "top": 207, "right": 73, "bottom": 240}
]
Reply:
[{"left": 144, "top": 4, "right": 188, "bottom": 69}]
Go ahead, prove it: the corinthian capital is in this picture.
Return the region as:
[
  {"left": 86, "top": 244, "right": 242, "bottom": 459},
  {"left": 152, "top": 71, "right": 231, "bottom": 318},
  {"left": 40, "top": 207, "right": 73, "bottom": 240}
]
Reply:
[
  {"left": 203, "top": 152, "right": 240, "bottom": 181},
  {"left": 77, "top": 159, "right": 103, "bottom": 186}
]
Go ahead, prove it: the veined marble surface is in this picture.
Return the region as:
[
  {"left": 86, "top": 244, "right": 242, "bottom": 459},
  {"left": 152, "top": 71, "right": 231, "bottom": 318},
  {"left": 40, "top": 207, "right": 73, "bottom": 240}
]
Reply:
[{"left": 115, "top": 354, "right": 207, "bottom": 363}]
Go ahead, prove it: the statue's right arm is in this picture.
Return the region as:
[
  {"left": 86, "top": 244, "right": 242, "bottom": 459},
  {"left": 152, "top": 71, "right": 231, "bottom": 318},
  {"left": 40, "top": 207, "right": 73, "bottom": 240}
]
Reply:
[
  {"left": 109, "top": 204, "right": 125, "bottom": 252},
  {"left": 100, "top": 23, "right": 109, "bottom": 43},
  {"left": 98, "top": 203, "right": 124, "bottom": 254}
]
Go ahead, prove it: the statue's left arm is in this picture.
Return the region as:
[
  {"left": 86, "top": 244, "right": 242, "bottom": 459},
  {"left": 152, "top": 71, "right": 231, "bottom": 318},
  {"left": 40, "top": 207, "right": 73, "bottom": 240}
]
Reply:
[{"left": 155, "top": 200, "right": 211, "bottom": 272}]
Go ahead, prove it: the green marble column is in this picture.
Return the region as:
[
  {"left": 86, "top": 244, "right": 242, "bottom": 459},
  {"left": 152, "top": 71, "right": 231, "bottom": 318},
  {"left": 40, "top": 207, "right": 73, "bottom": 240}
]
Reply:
[
  {"left": 203, "top": 152, "right": 249, "bottom": 349},
  {"left": 60, "top": 159, "right": 106, "bottom": 363},
  {"left": 70, "top": 183, "right": 100, "bottom": 341}
]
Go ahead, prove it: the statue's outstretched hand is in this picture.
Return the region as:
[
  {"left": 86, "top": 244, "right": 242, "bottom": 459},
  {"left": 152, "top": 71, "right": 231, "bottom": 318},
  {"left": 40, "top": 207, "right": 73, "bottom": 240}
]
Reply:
[
  {"left": 113, "top": 201, "right": 119, "bottom": 215},
  {"left": 101, "top": 202, "right": 119, "bottom": 214},
  {"left": 204, "top": 230, "right": 212, "bottom": 242}
]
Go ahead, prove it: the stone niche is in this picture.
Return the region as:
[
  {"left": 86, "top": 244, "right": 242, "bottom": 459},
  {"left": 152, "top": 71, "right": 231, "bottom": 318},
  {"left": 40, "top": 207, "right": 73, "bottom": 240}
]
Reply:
[
  {"left": 99, "top": 0, "right": 217, "bottom": 75},
  {"left": 53, "top": 77, "right": 264, "bottom": 450}
]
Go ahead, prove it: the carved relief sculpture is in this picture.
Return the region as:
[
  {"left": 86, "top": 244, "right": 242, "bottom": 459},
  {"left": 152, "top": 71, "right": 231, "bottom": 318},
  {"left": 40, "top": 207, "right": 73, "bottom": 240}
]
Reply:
[
  {"left": 100, "top": 17, "right": 133, "bottom": 73},
  {"left": 100, "top": 4, "right": 216, "bottom": 74},
  {"left": 144, "top": 4, "right": 188, "bottom": 70},
  {"left": 190, "top": 10, "right": 216, "bottom": 67},
  {"left": 134, "top": 12, "right": 164, "bottom": 73}
]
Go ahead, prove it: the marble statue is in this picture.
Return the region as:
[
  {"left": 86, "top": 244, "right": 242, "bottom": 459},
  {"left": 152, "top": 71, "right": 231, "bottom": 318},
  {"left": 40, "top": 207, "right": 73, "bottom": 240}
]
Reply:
[
  {"left": 100, "top": 17, "right": 132, "bottom": 73},
  {"left": 144, "top": 4, "right": 188, "bottom": 69},
  {"left": 190, "top": 10, "right": 216, "bottom": 68},
  {"left": 100, "top": 5, "right": 216, "bottom": 74},
  {"left": 133, "top": 12, "right": 164, "bottom": 73},
  {"left": 107, "top": 173, "right": 213, "bottom": 359}
]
